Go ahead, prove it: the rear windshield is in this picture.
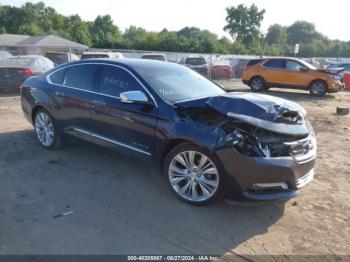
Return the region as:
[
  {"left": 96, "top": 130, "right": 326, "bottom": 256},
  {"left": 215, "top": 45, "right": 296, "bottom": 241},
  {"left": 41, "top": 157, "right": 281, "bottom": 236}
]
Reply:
[
  {"left": 186, "top": 58, "right": 206, "bottom": 65},
  {"left": 45, "top": 53, "right": 68, "bottom": 65},
  {"left": 142, "top": 55, "right": 166, "bottom": 61},
  {"left": 0, "top": 58, "right": 33, "bottom": 68},
  {"left": 81, "top": 54, "right": 110, "bottom": 59},
  {"left": 247, "top": 59, "right": 263, "bottom": 66}
]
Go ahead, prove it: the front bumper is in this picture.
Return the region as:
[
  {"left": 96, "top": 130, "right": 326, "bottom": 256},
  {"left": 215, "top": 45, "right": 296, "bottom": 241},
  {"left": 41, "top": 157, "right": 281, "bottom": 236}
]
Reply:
[
  {"left": 328, "top": 80, "right": 343, "bottom": 93},
  {"left": 216, "top": 139, "right": 316, "bottom": 201}
]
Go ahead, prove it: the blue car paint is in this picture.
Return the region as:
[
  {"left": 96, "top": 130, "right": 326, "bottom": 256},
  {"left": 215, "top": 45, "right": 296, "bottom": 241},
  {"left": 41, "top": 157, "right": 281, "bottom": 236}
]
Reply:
[{"left": 21, "top": 59, "right": 316, "bottom": 202}]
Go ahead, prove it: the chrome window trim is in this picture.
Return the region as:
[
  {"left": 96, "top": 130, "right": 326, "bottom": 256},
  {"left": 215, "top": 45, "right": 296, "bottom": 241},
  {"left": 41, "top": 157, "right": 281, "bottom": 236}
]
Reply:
[
  {"left": 72, "top": 127, "right": 152, "bottom": 156},
  {"left": 46, "top": 62, "right": 158, "bottom": 107}
]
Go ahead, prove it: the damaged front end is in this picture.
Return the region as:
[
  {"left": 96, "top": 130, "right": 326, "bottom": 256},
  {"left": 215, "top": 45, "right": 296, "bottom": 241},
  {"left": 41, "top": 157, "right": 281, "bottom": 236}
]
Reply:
[
  {"left": 176, "top": 92, "right": 317, "bottom": 201},
  {"left": 205, "top": 92, "right": 316, "bottom": 158}
]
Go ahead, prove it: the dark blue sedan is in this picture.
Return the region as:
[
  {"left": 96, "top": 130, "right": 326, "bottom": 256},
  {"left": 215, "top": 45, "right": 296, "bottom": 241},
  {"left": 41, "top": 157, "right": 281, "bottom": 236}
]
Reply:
[{"left": 21, "top": 59, "right": 316, "bottom": 205}]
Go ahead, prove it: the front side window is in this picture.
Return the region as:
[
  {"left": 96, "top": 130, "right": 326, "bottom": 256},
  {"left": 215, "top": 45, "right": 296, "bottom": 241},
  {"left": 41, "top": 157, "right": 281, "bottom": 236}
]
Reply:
[
  {"left": 264, "top": 59, "right": 286, "bottom": 69},
  {"left": 99, "top": 65, "right": 142, "bottom": 97},
  {"left": 63, "top": 64, "right": 99, "bottom": 91},
  {"left": 286, "top": 60, "right": 303, "bottom": 71}
]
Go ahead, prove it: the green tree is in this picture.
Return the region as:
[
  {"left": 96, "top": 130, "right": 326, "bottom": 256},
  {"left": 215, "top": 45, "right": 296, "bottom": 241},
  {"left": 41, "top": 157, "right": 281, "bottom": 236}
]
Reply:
[
  {"left": 66, "top": 15, "right": 91, "bottom": 46},
  {"left": 89, "top": 15, "right": 121, "bottom": 48},
  {"left": 287, "top": 21, "right": 322, "bottom": 45},
  {"left": 224, "top": 4, "right": 265, "bottom": 46}
]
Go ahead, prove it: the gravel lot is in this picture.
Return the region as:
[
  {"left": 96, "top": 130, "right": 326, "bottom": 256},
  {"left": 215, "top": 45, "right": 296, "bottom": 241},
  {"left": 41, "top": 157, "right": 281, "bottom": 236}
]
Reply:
[{"left": 0, "top": 82, "right": 350, "bottom": 256}]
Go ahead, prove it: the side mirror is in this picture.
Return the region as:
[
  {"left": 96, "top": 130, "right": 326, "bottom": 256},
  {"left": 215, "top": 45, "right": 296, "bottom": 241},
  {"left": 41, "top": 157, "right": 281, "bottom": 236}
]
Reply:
[
  {"left": 300, "top": 66, "right": 308, "bottom": 72},
  {"left": 120, "top": 91, "right": 150, "bottom": 105}
]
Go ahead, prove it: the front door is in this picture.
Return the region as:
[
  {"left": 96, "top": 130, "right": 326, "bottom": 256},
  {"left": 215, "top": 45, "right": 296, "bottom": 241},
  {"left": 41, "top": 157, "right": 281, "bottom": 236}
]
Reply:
[
  {"left": 283, "top": 60, "right": 310, "bottom": 89},
  {"left": 89, "top": 65, "right": 158, "bottom": 158}
]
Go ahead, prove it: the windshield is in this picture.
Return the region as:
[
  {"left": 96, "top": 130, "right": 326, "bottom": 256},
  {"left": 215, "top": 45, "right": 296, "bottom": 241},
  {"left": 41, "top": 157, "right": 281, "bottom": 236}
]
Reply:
[
  {"left": 134, "top": 63, "right": 225, "bottom": 103},
  {"left": 142, "top": 55, "right": 166, "bottom": 61},
  {"left": 186, "top": 58, "right": 206, "bottom": 65},
  {"left": 300, "top": 60, "right": 317, "bottom": 70},
  {"left": 45, "top": 53, "right": 68, "bottom": 65},
  {"left": 81, "top": 54, "right": 110, "bottom": 59}
]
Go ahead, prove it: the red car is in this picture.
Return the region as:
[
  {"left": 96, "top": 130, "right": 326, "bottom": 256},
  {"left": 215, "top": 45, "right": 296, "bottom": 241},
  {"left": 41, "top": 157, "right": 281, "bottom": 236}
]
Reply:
[{"left": 211, "top": 62, "right": 233, "bottom": 79}]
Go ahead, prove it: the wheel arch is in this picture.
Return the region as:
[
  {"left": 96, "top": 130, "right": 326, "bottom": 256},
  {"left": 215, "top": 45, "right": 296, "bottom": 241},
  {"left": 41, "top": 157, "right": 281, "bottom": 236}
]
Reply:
[
  {"left": 308, "top": 79, "right": 329, "bottom": 91},
  {"left": 159, "top": 139, "right": 193, "bottom": 167},
  {"left": 31, "top": 104, "right": 46, "bottom": 123},
  {"left": 249, "top": 75, "right": 265, "bottom": 84}
]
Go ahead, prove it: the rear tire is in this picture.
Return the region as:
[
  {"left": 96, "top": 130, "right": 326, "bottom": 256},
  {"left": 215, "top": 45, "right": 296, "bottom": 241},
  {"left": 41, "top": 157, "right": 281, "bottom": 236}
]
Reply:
[
  {"left": 309, "top": 80, "right": 327, "bottom": 96},
  {"left": 163, "top": 143, "right": 224, "bottom": 206},
  {"left": 249, "top": 76, "right": 265, "bottom": 91},
  {"left": 34, "top": 108, "right": 63, "bottom": 149}
]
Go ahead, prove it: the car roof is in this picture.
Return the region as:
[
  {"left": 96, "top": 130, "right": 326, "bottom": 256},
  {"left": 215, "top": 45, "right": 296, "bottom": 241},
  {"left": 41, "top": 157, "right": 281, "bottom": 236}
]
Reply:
[
  {"left": 56, "top": 58, "right": 184, "bottom": 73},
  {"left": 82, "top": 52, "right": 111, "bottom": 55},
  {"left": 10, "top": 55, "right": 43, "bottom": 59},
  {"left": 141, "top": 53, "right": 166, "bottom": 57}
]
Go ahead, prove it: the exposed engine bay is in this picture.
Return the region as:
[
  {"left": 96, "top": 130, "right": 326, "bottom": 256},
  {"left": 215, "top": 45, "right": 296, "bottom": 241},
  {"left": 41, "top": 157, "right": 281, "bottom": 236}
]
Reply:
[{"left": 176, "top": 92, "right": 316, "bottom": 158}]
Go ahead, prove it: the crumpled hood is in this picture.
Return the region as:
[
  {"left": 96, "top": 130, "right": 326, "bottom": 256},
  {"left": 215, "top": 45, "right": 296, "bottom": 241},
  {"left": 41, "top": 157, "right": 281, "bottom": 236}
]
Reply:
[
  {"left": 207, "top": 93, "right": 310, "bottom": 136},
  {"left": 176, "top": 92, "right": 311, "bottom": 136}
]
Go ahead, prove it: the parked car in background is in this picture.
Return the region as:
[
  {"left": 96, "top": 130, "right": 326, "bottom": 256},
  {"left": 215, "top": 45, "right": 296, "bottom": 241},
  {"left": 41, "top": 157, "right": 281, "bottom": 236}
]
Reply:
[
  {"left": 242, "top": 57, "right": 343, "bottom": 96},
  {"left": 229, "top": 58, "right": 249, "bottom": 78},
  {"left": 0, "top": 55, "right": 54, "bottom": 94},
  {"left": 21, "top": 59, "right": 316, "bottom": 205},
  {"left": 210, "top": 62, "right": 233, "bottom": 79},
  {"left": 81, "top": 51, "right": 124, "bottom": 60},
  {"left": 326, "top": 63, "right": 350, "bottom": 79},
  {"left": 180, "top": 57, "right": 209, "bottom": 77},
  {"left": 0, "top": 51, "right": 13, "bottom": 60},
  {"left": 45, "top": 51, "right": 79, "bottom": 66},
  {"left": 141, "top": 53, "right": 167, "bottom": 61}
]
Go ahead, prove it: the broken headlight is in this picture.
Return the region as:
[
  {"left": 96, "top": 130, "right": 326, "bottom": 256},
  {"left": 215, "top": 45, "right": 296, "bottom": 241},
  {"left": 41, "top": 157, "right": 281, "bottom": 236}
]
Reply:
[{"left": 229, "top": 129, "right": 271, "bottom": 157}]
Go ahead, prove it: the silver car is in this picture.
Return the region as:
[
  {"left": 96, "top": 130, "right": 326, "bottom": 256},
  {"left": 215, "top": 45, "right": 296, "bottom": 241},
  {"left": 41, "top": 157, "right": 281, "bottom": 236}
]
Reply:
[{"left": 0, "top": 55, "right": 54, "bottom": 94}]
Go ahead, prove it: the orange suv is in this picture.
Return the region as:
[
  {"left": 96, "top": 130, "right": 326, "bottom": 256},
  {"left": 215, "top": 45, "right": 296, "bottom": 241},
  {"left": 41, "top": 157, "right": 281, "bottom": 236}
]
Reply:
[{"left": 242, "top": 57, "right": 343, "bottom": 96}]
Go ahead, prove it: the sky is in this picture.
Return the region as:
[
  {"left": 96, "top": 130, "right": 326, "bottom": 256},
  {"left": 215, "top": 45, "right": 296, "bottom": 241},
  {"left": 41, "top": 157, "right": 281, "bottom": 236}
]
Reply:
[{"left": 1, "top": 0, "right": 350, "bottom": 41}]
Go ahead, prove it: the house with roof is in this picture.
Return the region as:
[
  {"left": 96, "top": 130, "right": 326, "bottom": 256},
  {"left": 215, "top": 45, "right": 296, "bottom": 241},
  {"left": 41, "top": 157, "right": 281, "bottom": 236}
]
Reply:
[{"left": 0, "top": 34, "right": 88, "bottom": 55}]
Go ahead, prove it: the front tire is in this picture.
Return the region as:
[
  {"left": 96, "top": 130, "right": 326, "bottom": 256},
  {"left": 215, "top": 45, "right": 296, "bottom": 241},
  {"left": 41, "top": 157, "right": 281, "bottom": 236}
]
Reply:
[
  {"left": 309, "top": 80, "right": 327, "bottom": 96},
  {"left": 163, "top": 143, "right": 224, "bottom": 205},
  {"left": 34, "top": 109, "right": 63, "bottom": 149},
  {"left": 249, "top": 76, "right": 265, "bottom": 91}
]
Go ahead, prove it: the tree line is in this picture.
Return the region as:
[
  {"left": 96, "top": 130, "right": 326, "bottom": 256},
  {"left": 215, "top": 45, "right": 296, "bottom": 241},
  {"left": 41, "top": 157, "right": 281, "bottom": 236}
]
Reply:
[{"left": 0, "top": 2, "right": 349, "bottom": 57}]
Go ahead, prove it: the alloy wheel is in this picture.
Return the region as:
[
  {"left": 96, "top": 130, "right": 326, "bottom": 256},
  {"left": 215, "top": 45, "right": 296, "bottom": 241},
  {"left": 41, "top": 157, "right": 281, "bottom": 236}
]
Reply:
[
  {"left": 251, "top": 78, "right": 264, "bottom": 91},
  {"left": 310, "top": 82, "right": 326, "bottom": 96},
  {"left": 168, "top": 151, "right": 219, "bottom": 202},
  {"left": 35, "top": 112, "right": 55, "bottom": 147}
]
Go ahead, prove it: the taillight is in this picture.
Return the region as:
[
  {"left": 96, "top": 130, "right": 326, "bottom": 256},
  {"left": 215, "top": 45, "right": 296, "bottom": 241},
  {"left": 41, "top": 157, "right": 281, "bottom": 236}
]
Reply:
[
  {"left": 243, "top": 65, "right": 248, "bottom": 72},
  {"left": 17, "top": 69, "right": 33, "bottom": 75}
]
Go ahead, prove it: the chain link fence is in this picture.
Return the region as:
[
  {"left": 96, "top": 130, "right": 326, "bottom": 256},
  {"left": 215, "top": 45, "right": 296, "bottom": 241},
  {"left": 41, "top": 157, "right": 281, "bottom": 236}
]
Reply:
[{"left": 1, "top": 46, "right": 350, "bottom": 97}]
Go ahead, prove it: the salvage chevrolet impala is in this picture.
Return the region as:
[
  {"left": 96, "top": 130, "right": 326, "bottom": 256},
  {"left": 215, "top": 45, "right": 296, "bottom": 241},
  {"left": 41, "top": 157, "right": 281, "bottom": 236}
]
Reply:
[{"left": 21, "top": 59, "right": 316, "bottom": 205}]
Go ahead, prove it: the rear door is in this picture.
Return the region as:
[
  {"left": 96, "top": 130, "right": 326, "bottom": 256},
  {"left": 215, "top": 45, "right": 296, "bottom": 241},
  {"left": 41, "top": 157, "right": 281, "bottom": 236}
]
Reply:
[
  {"left": 89, "top": 64, "right": 158, "bottom": 158},
  {"left": 48, "top": 64, "right": 100, "bottom": 137},
  {"left": 261, "top": 59, "right": 287, "bottom": 85}
]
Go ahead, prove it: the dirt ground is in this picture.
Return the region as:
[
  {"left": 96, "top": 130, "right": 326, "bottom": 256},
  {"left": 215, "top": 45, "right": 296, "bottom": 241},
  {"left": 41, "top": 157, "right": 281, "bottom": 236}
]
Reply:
[{"left": 0, "top": 82, "right": 350, "bottom": 257}]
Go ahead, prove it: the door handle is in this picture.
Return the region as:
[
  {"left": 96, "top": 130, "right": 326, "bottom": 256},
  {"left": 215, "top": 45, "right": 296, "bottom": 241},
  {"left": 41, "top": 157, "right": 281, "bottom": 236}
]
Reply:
[
  {"left": 92, "top": 100, "right": 106, "bottom": 106},
  {"left": 54, "top": 91, "right": 64, "bottom": 97}
]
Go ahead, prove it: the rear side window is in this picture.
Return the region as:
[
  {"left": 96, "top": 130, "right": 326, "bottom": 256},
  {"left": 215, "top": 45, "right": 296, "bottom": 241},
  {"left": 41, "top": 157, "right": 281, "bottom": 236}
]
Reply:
[
  {"left": 247, "top": 59, "right": 263, "bottom": 66},
  {"left": 49, "top": 69, "right": 66, "bottom": 84},
  {"left": 99, "top": 65, "right": 142, "bottom": 97},
  {"left": 63, "top": 64, "right": 99, "bottom": 91},
  {"left": 264, "top": 59, "right": 286, "bottom": 69}
]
